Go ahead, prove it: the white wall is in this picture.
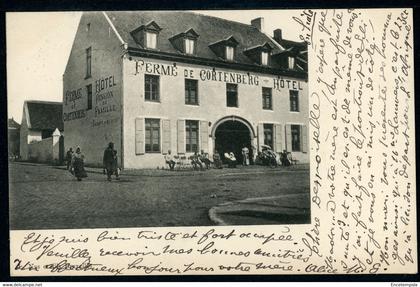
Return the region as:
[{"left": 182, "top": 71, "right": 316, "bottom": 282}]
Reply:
[
  {"left": 28, "top": 137, "right": 53, "bottom": 162},
  {"left": 122, "top": 56, "right": 309, "bottom": 169},
  {"left": 63, "top": 12, "right": 123, "bottom": 167}
]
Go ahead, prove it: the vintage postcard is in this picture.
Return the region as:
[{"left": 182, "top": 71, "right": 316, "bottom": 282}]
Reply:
[{"left": 6, "top": 8, "right": 416, "bottom": 276}]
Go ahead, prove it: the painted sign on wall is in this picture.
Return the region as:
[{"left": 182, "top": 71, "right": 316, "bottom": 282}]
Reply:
[
  {"left": 63, "top": 109, "right": 86, "bottom": 122},
  {"left": 64, "top": 75, "right": 118, "bottom": 122},
  {"left": 133, "top": 59, "right": 305, "bottom": 91},
  {"left": 65, "top": 88, "right": 83, "bottom": 108},
  {"left": 94, "top": 75, "right": 117, "bottom": 118}
]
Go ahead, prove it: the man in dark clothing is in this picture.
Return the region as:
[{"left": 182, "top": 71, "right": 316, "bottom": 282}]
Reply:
[
  {"left": 66, "top": 148, "right": 73, "bottom": 170},
  {"left": 103, "top": 142, "right": 120, "bottom": 181}
]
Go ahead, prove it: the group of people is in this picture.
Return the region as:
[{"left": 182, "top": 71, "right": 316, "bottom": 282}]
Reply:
[
  {"left": 66, "top": 146, "right": 87, "bottom": 181},
  {"left": 65, "top": 142, "right": 120, "bottom": 181},
  {"left": 66, "top": 143, "right": 293, "bottom": 180},
  {"left": 255, "top": 147, "right": 292, "bottom": 167},
  {"left": 164, "top": 149, "right": 216, "bottom": 171},
  {"left": 164, "top": 145, "right": 252, "bottom": 171}
]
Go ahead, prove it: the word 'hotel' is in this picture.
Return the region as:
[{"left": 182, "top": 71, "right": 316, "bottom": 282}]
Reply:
[{"left": 63, "top": 11, "right": 309, "bottom": 168}]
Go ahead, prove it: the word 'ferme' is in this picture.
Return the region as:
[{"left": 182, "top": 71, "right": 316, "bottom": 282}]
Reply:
[
  {"left": 65, "top": 88, "right": 82, "bottom": 105},
  {"left": 135, "top": 60, "right": 178, "bottom": 77}
]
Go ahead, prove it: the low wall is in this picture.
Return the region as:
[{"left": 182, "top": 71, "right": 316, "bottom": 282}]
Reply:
[{"left": 28, "top": 137, "right": 56, "bottom": 163}]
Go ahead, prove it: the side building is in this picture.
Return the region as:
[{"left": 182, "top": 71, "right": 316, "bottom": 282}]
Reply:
[
  {"left": 63, "top": 11, "right": 308, "bottom": 169},
  {"left": 8, "top": 118, "right": 20, "bottom": 159},
  {"left": 20, "top": 100, "right": 64, "bottom": 162}
]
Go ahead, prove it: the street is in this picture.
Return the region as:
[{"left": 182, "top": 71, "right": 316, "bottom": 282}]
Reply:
[{"left": 9, "top": 162, "right": 310, "bottom": 230}]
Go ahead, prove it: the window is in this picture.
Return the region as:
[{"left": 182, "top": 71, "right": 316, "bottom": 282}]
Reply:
[
  {"left": 86, "top": 47, "right": 91, "bottom": 78},
  {"left": 226, "top": 83, "right": 238, "bottom": 107},
  {"left": 288, "top": 56, "right": 295, "bottom": 69},
  {"left": 185, "top": 39, "right": 195, "bottom": 54},
  {"left": 263, "top": 124, "right": 273, "bottom": 149},
  {"left": 146, "top": 32, "right": 157, "bottom": 49},
  {"left": 261, "top": 51, "right": 269, "bottom": 66},
  {"left": 291, "top": 125, "right": 301, "bottom": 151},
  {"left": 226, "top": 46, "right": 234, "bottom": 61},
  {"left": 290, "top": 90, "right": 299, "bottom": 112},
  {"left": 186, "top": 120, "right": 199, "bottom": 152},
  {"left": 86, "top": 23, "right": 91, "bottom": 33},
  {"left": 185, "top": 79, "right": 198, "bottom": 105},
  {"left": 145, "top": 119, "right": 160, "bottom": 152},
  {"left": 262, "top": 87, "right": 272, "bottom": 110},
  {"left": 145, "top": 74, "right": 160, "bottom": 102},
  {"left": 86, "top": 84, "right": 92, "bottom": 110}
]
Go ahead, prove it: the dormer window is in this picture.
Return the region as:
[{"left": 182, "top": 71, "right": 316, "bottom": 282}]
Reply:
[
  {"left": 209, "top": 36, "right": 239, "bottom": 61},
  {"left": 185, "top": 38, "right": 195, "bottom": 55},
  {"left": 243, "top": 42, "right": 273, "bottom": 66},
  {"left": 261, "top": 51, "right": 269, "bottom": 66},
  {"left": 146, "top": 32, "right": 157, "bottom": 49},
  {"left": 226, "top": 46, "right": 235, "bottom": 61},
  {"left": 169, "top": 28, "right": 199, "bottom": 55},
  {"left": 130, "top": 21, "right": 162, "bottom": 49},
  {"left": 288, "top": 56, "right": 295, "bottom": 69}
]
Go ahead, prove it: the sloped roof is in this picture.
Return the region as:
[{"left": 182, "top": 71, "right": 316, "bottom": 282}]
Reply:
[
  {"left": 25, "top": 101, "right": 63, "bottom": 131},
  {"left": 106, "top": 11, "right": 295, "bottom": 68},
  {"left": 277, "top": 38, "right": 307, "bottom": 50},
  {"left": 8, "top": 118, "right": 20, "bottom": 129}
]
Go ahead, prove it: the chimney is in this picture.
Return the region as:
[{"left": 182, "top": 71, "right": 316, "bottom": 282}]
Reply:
[
  {"left": 251, "top": 17, "right": 265, "bottom": 33},
  {"left": 273, "top": 29, "right": 282, "bottom": 42}
]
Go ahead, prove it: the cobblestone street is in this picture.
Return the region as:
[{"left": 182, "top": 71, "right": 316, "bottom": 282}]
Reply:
[{"left": 9, "top": 162, "right": 310, "bottom": 230}]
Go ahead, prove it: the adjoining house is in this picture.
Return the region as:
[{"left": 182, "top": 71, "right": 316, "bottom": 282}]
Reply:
[
  {"left": 63, "top": 11, "right": 308, "bottom": 169},
  {"left": 20, "top": 100, "right": 64, "bottom": 163},
  {"left": 8, "top": 118, "right": 21, "bottom": 159}
]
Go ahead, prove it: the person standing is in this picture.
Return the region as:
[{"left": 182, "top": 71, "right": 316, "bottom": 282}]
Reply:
[
  {"left": 103, "top": 142, "right": 120, "bottom": 181},
  {"left": 66, "top": 147, "right": 73, "bottom": 170},
  {"left": 72, "top": 147, "right": 87, "bottom": 181},
  {"left": 241, "top": 145, "right": 249, "bottom": 166}
]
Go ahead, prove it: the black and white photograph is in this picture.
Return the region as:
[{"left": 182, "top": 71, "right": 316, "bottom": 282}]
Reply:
[
  {"left": 5, "top": 6, "right": 417, "bottom": 279},
  {"left": 8, "top": 10, "right": 310, "bottom": 230}
]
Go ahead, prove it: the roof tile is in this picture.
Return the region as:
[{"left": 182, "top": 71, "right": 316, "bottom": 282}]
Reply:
[{"left": 106, "top": 11, "right": 305, "bottom": 68}]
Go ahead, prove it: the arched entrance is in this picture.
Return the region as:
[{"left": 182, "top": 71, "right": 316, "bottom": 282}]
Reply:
[{"left": 213, "top": 116, "right": 254, "bottom": 163}]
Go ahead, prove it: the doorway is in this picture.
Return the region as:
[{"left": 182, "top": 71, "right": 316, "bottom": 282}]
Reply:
[
  {"left": 59, "top": 135, "right": 65, "bottom": 164},
  {"left": 214, "top": 120, "right": 252, "bottom": 163}
]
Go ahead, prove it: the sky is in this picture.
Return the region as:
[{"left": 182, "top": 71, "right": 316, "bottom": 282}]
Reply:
[{"left": 6, "top": 10, "right": 303, "bottom": 123}]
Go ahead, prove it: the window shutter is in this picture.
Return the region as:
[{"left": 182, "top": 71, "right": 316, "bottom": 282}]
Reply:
[
  {"left": 301, "top": 124, "right": 308, "bottom": 153},
  {"left": 200, "top": 121, "right": 209, "bottom": 152},
  {"left": 285, "top": 124, "right": 292, "bottom": 152},
  {"left": 257, "top": 123, "right": 264, "bottom": 151},
  {"left": 135, "top": 118, "right": 145, "bottom": 155},
  {"left": 177, "top": 119, "right": 185, "bottom": 154},
  {"left": 274, "top": 124, "right": 283, "bottom": 153},
  {"left": 162, "top": 119, "right": 171, "bottom": 154}
]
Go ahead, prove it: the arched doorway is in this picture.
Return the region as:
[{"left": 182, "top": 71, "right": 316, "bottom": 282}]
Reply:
[{"left": 214, "top": 119, "right": 253, "bottom": 164}]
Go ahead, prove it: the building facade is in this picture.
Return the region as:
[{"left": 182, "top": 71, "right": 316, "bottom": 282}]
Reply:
[{"left": 63, "top": 11, "right": 308, "bottom": 169}]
